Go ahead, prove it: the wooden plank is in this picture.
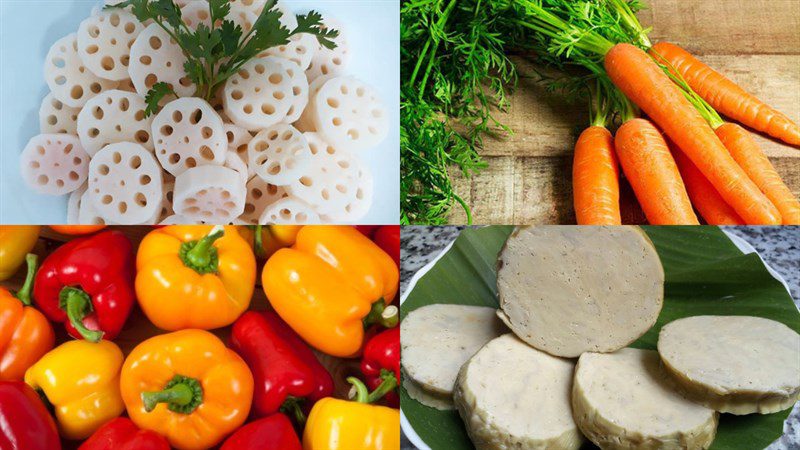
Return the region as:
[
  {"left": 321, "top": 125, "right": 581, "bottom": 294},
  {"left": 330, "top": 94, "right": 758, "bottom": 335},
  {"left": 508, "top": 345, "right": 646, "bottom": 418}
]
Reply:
[{"left": 643, "top": 0, "right": 800, "bottom": 55}]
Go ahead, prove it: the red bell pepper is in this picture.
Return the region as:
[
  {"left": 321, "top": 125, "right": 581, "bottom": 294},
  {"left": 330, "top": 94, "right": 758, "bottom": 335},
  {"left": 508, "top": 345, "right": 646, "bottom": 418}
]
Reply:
[
  {"left": 79, "top": 417, "right": 169, "bottom": 450},
  {"left": 361, "top": 327, "right": 400, "bottom": 408},
  {"left": 230, "top": 310, "right": 334, "bottom": 420},
  {"left": 373, "top": 226, "right": 400, "bottom": 268},
  {"left": 33, "top": 230, "right": 135, "bottom": 342},
  {"left": 0, "top": 381, "right": 61, "bottom": 450},
  {"left": 220, "top": 414, "right": 301, "bottom": 450}
]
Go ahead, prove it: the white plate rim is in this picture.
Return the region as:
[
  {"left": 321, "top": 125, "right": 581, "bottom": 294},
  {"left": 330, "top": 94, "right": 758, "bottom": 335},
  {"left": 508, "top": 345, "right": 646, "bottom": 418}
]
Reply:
[{"left": 400, "top": 228, "right": 795, "bottom": 450}]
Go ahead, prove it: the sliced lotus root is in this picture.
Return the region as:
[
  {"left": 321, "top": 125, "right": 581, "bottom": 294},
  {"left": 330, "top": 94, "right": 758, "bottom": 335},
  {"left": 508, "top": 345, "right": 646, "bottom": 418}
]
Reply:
[
  {"left": 45, "top": 33, "right": 117, "bottom": 107},
  {"left": 286, "top": 132, "right": 358, "bottom": 215},
  {"left": 305, "top": 17, "right": 350, "bottom": 82},
  {"left": 129, "top": 23, "right": 195, "bottom": 98},
  {"left": 180, "top": 1, "right": 213, "bottom": 30},
  {"left": 240, "top": 176, "right": 287, "bottom": 224},
  {"left": 76, "top": 89, "right": 154, "bottom": 156},
  {"left": 115, "top": 78, "right": 137, "bottom": 92},
  {"left": 87, "top": 142, "right": 164, "bottom": 224},
  {"left": 67, "top": 183, "right": 87, "bottom": 224},
  {"left": 259, "top": 196, "right": 320, "bottom": 224},
  {"left": 20, "top": 134, "right": 89, "bottom": 195},
  {"left": 262, "top": 33, "right": 318, "bottom": 71},
  {"left": 225, "top": 149, "right": 249, "bottom": 187},
  {"left": 77, "top": 9, "right": 143, "bottom": 81},
  {"left": 152, "top": 97, "right": 227, "bottom": 176},
  {"left": 222, "top": 57, "right": 294, "bottom": 130},
  {"left": 248, "top": 123, "right": 312, "bottom": 185},
  {"left": 173, "top": 165, "right": 246, "bottom": 223},
  {"left": 313, "top": 76, "right": 388, "bottom": 151},
  {"left": 78, "top": 189, "right": 111, "bottom": 225},
  {"left": 224, "top": 122, "right": 253, "bottom": 150},
  {"left": 264, "top": 56, "right": 308, "bottom": 123},
  {"left": 294, "top": 74, "right": 334, "bottom": 132},
  {"left": 39, "top": 93, "right": 80, "bottom": 134},
  {"left": 227, "top": 0, "right": 296, "bottom": 27},
  {"left": 157, "top": 177, "right": 175, "bottom": 222},
  {"left": 322, "top": 161, "right": 374, "bottom": 222}
]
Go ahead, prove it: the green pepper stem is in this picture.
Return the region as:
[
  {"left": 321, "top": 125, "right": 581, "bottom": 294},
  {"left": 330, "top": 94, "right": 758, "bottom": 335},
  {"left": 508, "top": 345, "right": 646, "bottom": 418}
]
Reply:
[
  {"left": 180, "top": 226, "right": 224, "bottom": 274},
  {"left": 59, "top": 287, "right": 103, "bottom": 342},
  {"left": 347, "top": 377, "right": 370, "bottom": 403},
  {"left": 141, "top": 374, "right": 203, "bottom": 414},
  {"left": 280, "top": 396, "right": 307, "bottom": 426},
  {"left": 15, "top": 254, "right": 38, "bottom": 306},
  {"left": 363, "top": 300, "right": 399, "bottom": 329},
  {"left": 367, "top": 370, "right": 398, "bottom": 404}
]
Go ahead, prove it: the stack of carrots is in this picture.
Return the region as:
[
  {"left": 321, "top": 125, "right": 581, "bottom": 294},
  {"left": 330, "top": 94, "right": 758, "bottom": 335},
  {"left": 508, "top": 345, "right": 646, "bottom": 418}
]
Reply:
[{"left": 519, "top": 0, "right": 800, "bottom": 225}]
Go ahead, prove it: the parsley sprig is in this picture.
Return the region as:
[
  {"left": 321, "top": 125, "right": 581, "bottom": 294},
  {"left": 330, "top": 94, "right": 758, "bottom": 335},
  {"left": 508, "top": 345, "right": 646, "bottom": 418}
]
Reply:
[{"left": 108, "top": 0, "right": 338, "bottom": 116}]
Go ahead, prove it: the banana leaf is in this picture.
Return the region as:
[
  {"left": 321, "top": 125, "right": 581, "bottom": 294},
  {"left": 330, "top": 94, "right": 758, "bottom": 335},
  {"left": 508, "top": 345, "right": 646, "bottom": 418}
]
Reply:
[{"left": 400, "top": 226, "right": 799, "bottom": 450}]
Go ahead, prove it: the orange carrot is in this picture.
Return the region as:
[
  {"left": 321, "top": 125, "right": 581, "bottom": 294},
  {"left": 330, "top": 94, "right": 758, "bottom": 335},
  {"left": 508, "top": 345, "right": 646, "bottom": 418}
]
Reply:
[
  {"left": 604, "top": 43, "right": 781, "bottom": 225},
  {"left": 650, "top": 42, "right": 800, "bottom": 147},
  {"left": 715, "top": 123, "right": 800, "bottom": 225},
  {"left": 573, "top": 126, "right": 621, "bottom": 225},
  {"left": 614, "top": 118, "right": 698, "bottom": 225},
  {"left": 671, "top": 143, "right": 744, "bottom": 225}
]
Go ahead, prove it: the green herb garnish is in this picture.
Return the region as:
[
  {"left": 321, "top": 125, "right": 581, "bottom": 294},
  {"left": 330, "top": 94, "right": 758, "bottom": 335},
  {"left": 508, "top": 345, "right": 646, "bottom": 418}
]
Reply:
[{"left": 108, "top": 0, "right": 338, "bottom": 116}]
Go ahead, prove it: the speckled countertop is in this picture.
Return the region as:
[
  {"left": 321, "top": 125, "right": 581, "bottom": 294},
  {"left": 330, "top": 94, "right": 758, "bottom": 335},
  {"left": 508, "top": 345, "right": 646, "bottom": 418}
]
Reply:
[{"left": 400, "top": 226, "right": 800, "bottom": 450}]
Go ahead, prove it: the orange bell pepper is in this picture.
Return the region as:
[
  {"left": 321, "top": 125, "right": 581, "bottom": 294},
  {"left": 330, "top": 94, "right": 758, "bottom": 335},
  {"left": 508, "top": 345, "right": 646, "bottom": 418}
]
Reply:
[
  {"left": 0, "top": 254, "right": 55, "bottom": 381},
  {"left": 48, "top": 225, "right": 106, "bottom": 235},
  {"left": 120, "top": 329, "right": 254, "bottom": 450},
  {"left": 238, "top": 225, "right": 302, "bottom": 259},
  {"left": 263, "top": 226, "right": 399, "bottom": 357},
  {"left": 0, "top": 225, "right": 40, "bottom": 281},
  {"left": 135, "top": 225, "right": 256, "bottom": 330},
  {"left": 303, "top": 377, "right": 400, "bottom": 450}
]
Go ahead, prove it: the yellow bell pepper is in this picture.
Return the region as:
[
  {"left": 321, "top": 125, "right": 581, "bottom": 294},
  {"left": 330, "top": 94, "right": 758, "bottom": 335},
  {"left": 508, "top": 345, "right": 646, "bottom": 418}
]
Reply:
[
  {"left": 25, "top": 339, "right": 125, "bottom": 440},
  {"left": 263, "top": 226, "right": 400, "bottom": 357},
  {"left": 136, "top": 225, "right": 256, "bottom": 330},
  {"left": 120, "top": 329, "right": 254, "bottom": 450},
  {"left": 0, "top": 226, "right": 40, "bottom": 281},
  {"left": 303, "top": 377, "right": 400, "bottom": 450},
  {"left": 238, "top": 224, "right": 302, "bottom": 259}
]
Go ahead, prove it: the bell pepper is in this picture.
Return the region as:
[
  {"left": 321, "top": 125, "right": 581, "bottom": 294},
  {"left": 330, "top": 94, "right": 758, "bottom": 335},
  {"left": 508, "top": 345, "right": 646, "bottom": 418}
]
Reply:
[
  {"left": 120, "top": 329, "right": 254, "bottom": 450},
  {"left": 238, "top": 225, "right": 302, "bottom": 259},
  {"left": 48, "top": 225, "right": 106, "bottom": 235},
  {"left": 373, "top": 226, "right": 400, "bottom": 268},
  {"left": 263, "top": 226, "right": 400, "bottom": 357},
  {"left": 0, "top": 254, "right": 55, "bottom": 382},
  {"left": 0, "top": 226, "right": 39, "bottom": 281},
  {"left": 303, "top": 378, "right": 400, "bottom": 450},
  {"left": 136, "top": 225, "right": 256, "bottom": 330},
  {"left": 25, "top": 339, "right": 125, "bottom": 440},
  {"left": 230, "top": 310, "right": 334, "bottom": 420},
  {"left": 33, "top": 230, "right": 135, "bottom": 342},
  {"left": 361, "top": 327, "right": 400, "bottom": 408},
  {"left": 79, "top": 417, "right": 170, "bottom": 450},
  {"left": 0, "top": 381, "right": 61, "bottom": 450},
  {"left": 221, "top": 414, "right": 302, "bottom": 450}
]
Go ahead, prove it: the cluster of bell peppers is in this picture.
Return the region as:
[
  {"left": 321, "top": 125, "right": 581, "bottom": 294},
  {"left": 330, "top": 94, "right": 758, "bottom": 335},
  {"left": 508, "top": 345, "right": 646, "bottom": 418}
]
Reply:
[{"left": 0, "top": 224, "right": 402, "bottom": 450}]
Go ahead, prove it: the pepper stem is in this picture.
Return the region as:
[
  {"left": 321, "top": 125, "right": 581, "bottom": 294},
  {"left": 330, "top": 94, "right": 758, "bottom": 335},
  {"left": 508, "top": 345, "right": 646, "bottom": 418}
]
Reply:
[
  {"left": 59, "top": 287, "right": 103, "bottom": 342},
  {"left": 141, "top": 374, "right": 203, "bottom": 414},
  {"left": 14, "top": 254, "right": 38, "bottom": 306},
  {"left": 363, "top": 300, "right": 399, "bottom": 329},
  {"left": 347, "top": 377, "right": 370, "bottom": 403},
  {"left": 180, "top": 226, "right": 224, "bottom": 274},
  {"left": 253, "top": 224, "right": 265, "bottom": 258},
  {"left": 367, "top": 370, "right": 398, "bottom": 404},
  {"left": 280, "top": 396, "right": 307, "bottom": 426}
]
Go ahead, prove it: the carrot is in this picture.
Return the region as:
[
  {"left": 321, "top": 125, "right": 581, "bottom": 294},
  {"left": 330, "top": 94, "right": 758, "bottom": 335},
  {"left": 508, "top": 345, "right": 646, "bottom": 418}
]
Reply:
[
  {"left": 650, "top": 42, "right": 800, "bottom": 147},
  {"left": 715, "top": 122, "right": 800, "bottom": 224},
  {"left": 671, "top": 143, "right": 744, "bottom": 225},
  {"left": 604, "top": 43, "right": 782, "bottom": 225},
  {"left": 573, "top": 126, "right": 621, "bottom": 225},
  {"left": 614, "top": 118, "right": 698, "bottom": 225}
]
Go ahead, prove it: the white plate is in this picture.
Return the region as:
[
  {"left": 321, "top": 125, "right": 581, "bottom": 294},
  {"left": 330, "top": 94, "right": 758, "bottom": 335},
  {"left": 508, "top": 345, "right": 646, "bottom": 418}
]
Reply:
[
  {"left": 0, "top": 0, "right": 399, "bottom": 224},
  {"left": 400, "top": 228, "right": 794, "bottom": 450}
]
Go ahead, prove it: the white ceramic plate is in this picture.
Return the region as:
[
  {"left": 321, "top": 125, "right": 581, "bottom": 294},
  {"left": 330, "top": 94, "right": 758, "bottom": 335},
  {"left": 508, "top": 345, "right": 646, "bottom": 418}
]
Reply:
[{"left": 399, "top": 228, "right": 795, "bottom": 450}]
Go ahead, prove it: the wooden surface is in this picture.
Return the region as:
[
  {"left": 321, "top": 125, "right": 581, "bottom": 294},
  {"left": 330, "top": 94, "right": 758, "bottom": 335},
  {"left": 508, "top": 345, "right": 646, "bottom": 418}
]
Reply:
[
  {"left": 447, "top": 0, "right": 800, "bottom": 224},
  {"left": 2, "top": 227, "right": 362, "bottom": 426}
]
